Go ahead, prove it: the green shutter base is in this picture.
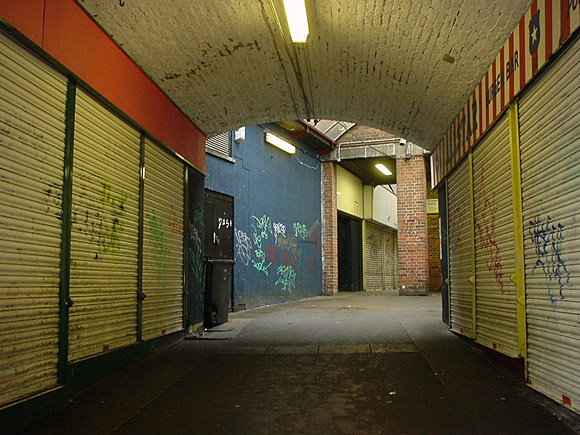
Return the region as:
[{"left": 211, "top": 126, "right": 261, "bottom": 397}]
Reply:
[{"left": 0, "top": 331, "right": 183, "bottom": 434}]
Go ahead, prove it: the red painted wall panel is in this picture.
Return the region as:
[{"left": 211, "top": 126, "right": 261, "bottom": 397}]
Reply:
[
  {"left": 0, "top": 0, "right": 205, "bottom": 171},
  {"left": 0, "top": 0, "right": 44, "bottom": 46}
]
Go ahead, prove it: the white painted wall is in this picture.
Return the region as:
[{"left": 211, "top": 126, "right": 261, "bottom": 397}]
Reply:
[{"left": 373, "top": 185, "right": 397, "bottom": 229}]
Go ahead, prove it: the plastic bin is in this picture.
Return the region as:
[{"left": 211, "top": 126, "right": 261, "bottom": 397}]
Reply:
[{"left": 204, "top": 259, "right": 235, "bottom": 327}]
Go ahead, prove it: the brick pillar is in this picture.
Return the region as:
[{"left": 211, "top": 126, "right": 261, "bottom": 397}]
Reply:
[
  {"left": 321, "top": 161, "right": 338, "bottom": 296},
  {"left": 396, "top": 156, "right": 428, "bottom": 296}
]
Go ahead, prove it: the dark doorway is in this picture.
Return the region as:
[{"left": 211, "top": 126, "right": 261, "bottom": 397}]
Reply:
[
  {"left": 204, "top": 190, "right": 234, "bottom": 259},
  {"left": 338, "top": 213, "right": 362, "bottom": 292},
  {"left": 204, "top": 190, "right": 234, "bottom": 326}
]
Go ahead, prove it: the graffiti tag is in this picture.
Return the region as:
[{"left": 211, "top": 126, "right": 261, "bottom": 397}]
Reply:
[
  {"left": 235, "top": 229, "right": 252, "bottom": 266},
  {"left": 275, "top": 265, "right": 296, "bottom": 292},
  {"left": 529, "top": 215, "right": 570, "bottom": 303}
]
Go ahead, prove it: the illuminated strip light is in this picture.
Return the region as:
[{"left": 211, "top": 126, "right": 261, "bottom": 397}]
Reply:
[
  {"left": 265, "top": 132, "right": 296, "bottom": 154},
  {"left": 375, "top": 163, "right": 392, "bottom": 176},
  {"left": 283, "top": 0, "right": 309, "bottom": 43}
]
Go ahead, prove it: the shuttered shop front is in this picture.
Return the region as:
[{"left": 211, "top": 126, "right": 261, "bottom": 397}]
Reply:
[
  {"left": 472, "top": 114, "right": 518, "bottom": 357},
  {"left": 365, "top": 222, "right": 383, "bottom": 290},
  {"left": 447, "top": 157, "right": 474, "bottom": 338},
  {"left": 68, "top": 89, "right": 140, "bottom": 362},
  {"left": 0, "top": 33, "right": 67, "bottom": 406},
  {"left": 142, "top": 138, "right": 184, "bottom": 340},
  {"left": 519, "top": 36, "right": 580, "bottom": 413}
]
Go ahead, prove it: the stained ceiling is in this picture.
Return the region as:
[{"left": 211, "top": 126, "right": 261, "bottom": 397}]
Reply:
[{"left": 77, "top": 0, "right": 532, "bottom": 151}]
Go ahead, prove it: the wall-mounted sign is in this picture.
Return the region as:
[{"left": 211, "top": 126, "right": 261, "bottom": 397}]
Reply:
[
  {"left": 431, "top": 0, "right": 580, "bottom": 187},
  {"left": 427, "top": 199, "right": 439, "bottom": 214}
]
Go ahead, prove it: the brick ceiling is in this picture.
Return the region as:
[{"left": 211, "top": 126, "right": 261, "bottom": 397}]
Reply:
[{"left": 78, "top": 0, "right": 532, "bottom": 151}]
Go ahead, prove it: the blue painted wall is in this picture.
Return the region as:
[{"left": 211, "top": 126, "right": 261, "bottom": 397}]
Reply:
[{"left": 205, "top": 124, "right": 322, "bottom": 309}]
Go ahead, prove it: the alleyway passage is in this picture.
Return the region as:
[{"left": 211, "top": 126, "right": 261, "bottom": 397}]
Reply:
[{"left": 18, "top": 291, "right": 578, "bottom": 434}]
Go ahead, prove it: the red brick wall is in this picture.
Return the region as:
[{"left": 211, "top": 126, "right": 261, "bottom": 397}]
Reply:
[
  {"left": 321, "top": 162, "right": 338, "bottom": 295},
  {"left": 396, "top": 156, "right": 428, "bottom": 295},
  {"left": 427, "top": 182, "right": 442, "bottom": 291},
  {"left": 337, "top": 125, "right": 398, "bottom": 143}
]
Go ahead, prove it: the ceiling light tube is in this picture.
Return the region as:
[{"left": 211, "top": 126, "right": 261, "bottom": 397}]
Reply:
[
  {"left": 375, "top": 163, "right": 392, "bottom": 176},
  {"left": 265, "top": 132, "right": 296, "bottom": 154},
  {"left": 283, "top": 0, "right": 309, "bottom": 43}
]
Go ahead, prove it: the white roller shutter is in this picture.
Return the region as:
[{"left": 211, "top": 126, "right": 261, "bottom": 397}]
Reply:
[
  {"left": 447, "top": 157, "right": 474, "bottom": 337},
  {"left": 0, "top": 33, "right": 67, "bottom": 406},
  {"left": 68, "top": 89, "right": 140, "bottom": 362},
  {"left": 472, "top": 114, "right": 518, "bottom": 357},
  {"left": 520, "top": 37, "right": 580, "bottom": 413},
  {"left": 142, "top": 139, "right": 184, "bottom": 340},
  {"left": 365, "top": 222, "right": 383, "bottom": 290}
]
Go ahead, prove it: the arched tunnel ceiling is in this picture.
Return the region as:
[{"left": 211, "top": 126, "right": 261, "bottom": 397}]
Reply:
[{"left": 78, "top": 0, "right": 532, "bottom": 151}]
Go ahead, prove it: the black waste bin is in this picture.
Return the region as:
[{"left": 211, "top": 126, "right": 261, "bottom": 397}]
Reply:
[{"left": 204, "top": 258, "right": 235, "bottom": 327}]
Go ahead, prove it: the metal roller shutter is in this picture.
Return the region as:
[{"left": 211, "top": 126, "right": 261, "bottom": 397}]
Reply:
[
  {"left": 0, "top": 33, "right": 67, "bottom": 406},
  {"left": 68, "top": 89, "right": 140, "bottom": 362},
  {"left": 447, "top": 157, "right": 475, "bottom": 337},
  {"left": 472, "top": 114, "right": 518, "bottom": 357},
  {"left": 142, "top": 139, "right": 184, "bottom": 340},
  {"left": 365, "top": 222, "right": 383, "bottom": 290},
  {"left": 520, "top": 37, "right": 580, "bottom": 413},
  {"left": 383, "top": 230, "right": 395, "bottom": 290}
]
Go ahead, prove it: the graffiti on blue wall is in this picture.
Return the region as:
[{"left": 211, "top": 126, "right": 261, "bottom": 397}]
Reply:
[
  {"left": 528, "top": 215, "right": 570, "bottom": 303},
  {"left": 236, "top": 214, "right": 320, "bottom": 294},
  {"left": 235, "top": 229, "right": 252, "bottom": 266},
  {"left": 275, "top": 265, "right": 296, "bottom": 292},
  {"left": 251, "top": 214, "right": 273, "bottom": 275}
]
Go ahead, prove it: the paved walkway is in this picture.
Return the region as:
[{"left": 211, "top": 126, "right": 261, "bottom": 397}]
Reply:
[{"left": 16, "top": 291, "right": 580, "bottom": 434}]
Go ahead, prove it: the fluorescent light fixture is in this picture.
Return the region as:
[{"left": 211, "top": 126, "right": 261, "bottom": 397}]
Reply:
[
  {"left": 283, "top": 0, "right": 309, "bottom": 43},
  {"left": 337, "top": 191, "right": 342, "bottom": 195},
  {"left": 265, "top": 132, "right": 296, "bottom": 154},
  {"left": 375, "top": 163, "right": 392, "bottom": 176}
]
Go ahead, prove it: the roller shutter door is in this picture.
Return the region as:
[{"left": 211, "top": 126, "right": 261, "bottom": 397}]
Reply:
[
  {"left": 0, "top": 33, "right": 67, "bottom": 406},
  {"left": 365, "top": 222, "right": 383, "bottom": 290},
  {"left": 447, "top": 157, "right": 474, "bottom": 337},
  {"left": 472, "top": 114, "right": 518, "bottom": 357},
  {"left": 383, "top": 230, "right": 395, "bottom": 290},
  {"left": 520, "top": 37, "right": 580, "bottom": 413},
  {"left": 68, "top": 89, "right": 140, "bottom": 362},
  {"left": 142, "top": 139, "right": 184, "bottom": 340}
]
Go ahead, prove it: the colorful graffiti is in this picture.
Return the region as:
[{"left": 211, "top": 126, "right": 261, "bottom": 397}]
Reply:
[
  {"left": 147, "top": 209, "right": 169, "bottom": 286},
  {"left": 275, "top": 265, "right": 296, "bottom": 292},
  {"left": 529, "top": 215, "right": 570, "bottom": 303},
  {"left": 251, "top": 214, "right": 273, "bottom": 275},
  {"left": 475, "top": 166, "right": 504, "bottom": 292},
  {"left": 236, "top": 214, "right": 321, "bottom": 295},
  {"left": 235, "top": 229, "right": 252, "bottom": 266},
  {"left": 75, "top": 177, "right": 128, "bottom": 260},
  {"left": 293, "top": 222, "right": 308, "bottom": 239},
  {"left": 188, "top": 210, "right": 204, "bottom": 285}
]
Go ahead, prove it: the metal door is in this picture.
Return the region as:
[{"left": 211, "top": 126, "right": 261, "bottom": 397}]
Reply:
[
  {"left": 365, "top": 222, "right": 383, "bottom": 290},
  {"left": 338, "top": 213, "right": 362, "bottom": 292},
  {"left": 472, "top": 114, "right": 518, "bottom": 357},
  {"left": 0, "top": 32, "right": 67, "bottom": 406},
  {"left": 204, "top": 190, "right": 234, "bottom": 260},
  {"left": 520, "top": 36, "right": 580, "bottom": 413},
  {"left": 142, "top": 138, "right": 184, "bottom": 340},
  {"left": 447, "top": 156, "right": 475, "bottom": 338},
  {"left": 68, "top": 89, "right": 140, "bottom": 362}
]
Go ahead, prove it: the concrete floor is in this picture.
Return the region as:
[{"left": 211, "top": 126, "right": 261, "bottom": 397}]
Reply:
[{"left": 17, "top": 291, "right": 580, "bottom": 434}]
